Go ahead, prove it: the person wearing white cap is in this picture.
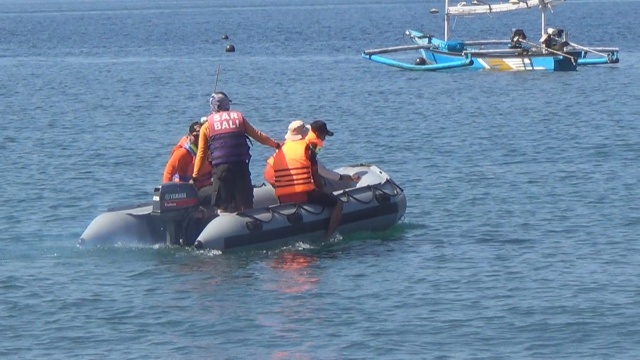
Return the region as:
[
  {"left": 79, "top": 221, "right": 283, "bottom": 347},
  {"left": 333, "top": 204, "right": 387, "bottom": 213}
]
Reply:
[
  {"left": 264, "top": 120, "right": 360, "bottom": 186},
  {"left": 271, "top": 120, "right": 343, "bottom": 238}
]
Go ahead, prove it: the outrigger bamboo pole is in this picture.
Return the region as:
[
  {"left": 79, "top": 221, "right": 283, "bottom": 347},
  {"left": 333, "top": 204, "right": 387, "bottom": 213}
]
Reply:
[
  {"left": 567, "top": 42, "right": 611, "bottom": 58},
  {"left": 520, "top": 39, "right": 576, "bottom": 64}
]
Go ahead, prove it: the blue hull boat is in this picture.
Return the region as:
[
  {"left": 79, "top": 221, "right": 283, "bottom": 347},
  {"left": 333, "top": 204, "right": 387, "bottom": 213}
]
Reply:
[{"left": 362, "top": 0, "right": 619, "bottom": 72}]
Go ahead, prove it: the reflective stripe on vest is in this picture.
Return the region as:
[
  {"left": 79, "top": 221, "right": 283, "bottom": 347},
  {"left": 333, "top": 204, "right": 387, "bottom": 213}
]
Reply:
[
  {"left": 206, "top": 111, "right": 250, "bottom": 165},
  {"left": 183, "top": 141, "right": 197, "bottom": 157},
  {"left": 272, "top": 140, "right": 315, "bottom": 197},
  {"left": 265, "top": 130, "right": 323, "bottom": 186}
]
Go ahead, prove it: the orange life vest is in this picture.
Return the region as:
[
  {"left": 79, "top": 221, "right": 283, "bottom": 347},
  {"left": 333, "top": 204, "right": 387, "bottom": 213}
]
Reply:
[
  {"left": 264, "top": 130, "right": 324, "bottom": 186},
  {"left": 305, "top": 131, "right": 324, "bottom": 148},
  {"left": 170, "top": 135, "right": 189, "bottom": 156},
  {"left": 272, "top": 140, "right": 315, "bottom": 197},
  {"left": 264, "top": 156, "right": 277, "bottom": 186}
]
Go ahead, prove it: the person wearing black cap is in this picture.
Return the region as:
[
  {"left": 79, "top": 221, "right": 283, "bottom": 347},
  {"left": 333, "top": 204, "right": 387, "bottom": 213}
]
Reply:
[
  {"left": 309, "top": 120, "right": 334, "bottom": 138},
  {"left": 307, "top": 120, "right": 360, "bottom": 183},
  {"left": 272, "top": 120, "right": 343, "bottom": 239}
]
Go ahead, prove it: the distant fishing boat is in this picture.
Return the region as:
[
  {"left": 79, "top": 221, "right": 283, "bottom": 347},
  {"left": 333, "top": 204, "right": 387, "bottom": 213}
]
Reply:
[{"left": 362, "top": 0, "right": 619, "bottom": 71}]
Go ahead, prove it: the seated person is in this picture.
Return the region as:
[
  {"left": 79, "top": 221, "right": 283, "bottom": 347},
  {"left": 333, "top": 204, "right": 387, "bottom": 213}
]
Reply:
[
  {"left": 264, "top": 120, "right": 359, "bottom": 188},
  {"left": 272, "top": 121, "right": 343, "bottom": 238},
  {"left": 540, "top": 28, "right": 569, "bottom": 52},
  {"left": 509, "top": 29, "right": 527, "bottom": 49},
  {"left": 163, "top": 122, "right": 213, "bottom": 203},
  {"left": 164, "top": 122, "right": 201, "bottom": 184}
]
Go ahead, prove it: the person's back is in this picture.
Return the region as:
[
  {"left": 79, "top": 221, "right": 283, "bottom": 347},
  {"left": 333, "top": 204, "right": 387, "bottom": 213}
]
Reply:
[
  {"left": 273, "top": 138, "right": 315, "bottom": 202},
  {"left": 192, "top": 92, "right": 279, "bottom": 213}
]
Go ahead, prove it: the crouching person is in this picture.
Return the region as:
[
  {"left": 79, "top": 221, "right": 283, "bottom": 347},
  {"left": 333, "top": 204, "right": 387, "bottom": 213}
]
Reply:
[{"left": 272, "top": 121, "right": 343, "bottom": 238}]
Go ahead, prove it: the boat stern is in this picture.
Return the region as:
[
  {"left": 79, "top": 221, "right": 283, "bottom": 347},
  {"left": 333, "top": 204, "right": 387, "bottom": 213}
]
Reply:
[{"left": 78, "top": 208, "right": 155, "bottom": 247}]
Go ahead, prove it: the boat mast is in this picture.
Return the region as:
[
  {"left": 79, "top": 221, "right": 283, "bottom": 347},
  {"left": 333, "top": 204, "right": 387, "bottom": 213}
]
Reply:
[
  {"left": 444, "top": 0, "right": 450, "bottom": 41},
  {"left": 540, "top": 0, "right": 547, "bottom": 39}
]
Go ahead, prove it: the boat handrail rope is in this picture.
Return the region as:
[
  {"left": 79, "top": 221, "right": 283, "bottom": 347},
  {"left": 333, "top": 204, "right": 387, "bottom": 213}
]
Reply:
[
  {"left": 236, "top": 181, "right": 403, "bottom": 224},
  {"left": 339, "top": 180, "right": 403, "bottom": 204}
]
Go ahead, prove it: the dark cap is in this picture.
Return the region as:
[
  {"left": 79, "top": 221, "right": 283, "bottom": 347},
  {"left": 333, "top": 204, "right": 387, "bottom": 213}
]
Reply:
[{"left": 310, "top": 120, "right": 334, "bottom": 137}]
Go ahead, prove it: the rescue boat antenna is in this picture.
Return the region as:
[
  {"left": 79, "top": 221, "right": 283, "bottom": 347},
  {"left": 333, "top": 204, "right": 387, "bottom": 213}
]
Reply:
[{"left": 214, "top": 65, "right": 221, "bottom": 92}]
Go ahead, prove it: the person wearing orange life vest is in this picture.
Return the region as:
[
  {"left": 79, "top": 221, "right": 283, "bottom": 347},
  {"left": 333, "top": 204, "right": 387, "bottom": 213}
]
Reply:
[
  {"left": 164, "top": 121, "right": 200, "bottom": 183},
  {"left": 272, "top": 120, "right": 343, "bottom": 238},
  {"left": 169, "top": 116, "right": 208, "bottom": 157},
  {"left": 163, "top": 122, "right": 213, "bottom": 191},
  {"left": 264, "top": 120, "right": 360, "bottom": 186},
  {"left": 170, "top": 130, "right": 190, "bottom": 158},
  {"left": 192, "top": 91, "right": 280, "bottom": 213}
]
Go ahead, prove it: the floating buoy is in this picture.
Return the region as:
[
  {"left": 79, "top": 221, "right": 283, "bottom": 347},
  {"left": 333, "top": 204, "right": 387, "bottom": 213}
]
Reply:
[
  {"left": 415, "top": 57, "right": 427, "bottom": 66},
  {"left": 221, "top": 34, "right": 229, "bottom": 40},
  {"left": 225, "top": 44, "right": 235, "bottom": 53},
  {"left": 429, "top": 8, "right": 439, "bottom": 14}
]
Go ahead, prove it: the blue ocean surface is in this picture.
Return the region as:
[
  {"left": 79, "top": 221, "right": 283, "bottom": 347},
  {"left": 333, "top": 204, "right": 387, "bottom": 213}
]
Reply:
[{"left": 1, "top": 0, "right": 639, "bottom": 358}]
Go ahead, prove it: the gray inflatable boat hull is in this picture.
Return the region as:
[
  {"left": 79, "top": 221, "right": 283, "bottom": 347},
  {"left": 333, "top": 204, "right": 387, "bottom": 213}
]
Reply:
[{"left": 78, "top": 164, "right": 406, "bottom": 251}]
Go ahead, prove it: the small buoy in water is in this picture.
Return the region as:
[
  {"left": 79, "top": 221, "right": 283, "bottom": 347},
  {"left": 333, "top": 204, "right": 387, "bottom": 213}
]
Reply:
[
  {"left": 221, "top": 34, "right": 229, "bottom": 40},
  {"left": 415, "top": 57, "right": 427, "bottom": 66},
  {"left": 429, "top": 8, "right": 439, "bottom": 14},
  {"left": 225, "top": 44, "right": 235, "bottom": 53}
]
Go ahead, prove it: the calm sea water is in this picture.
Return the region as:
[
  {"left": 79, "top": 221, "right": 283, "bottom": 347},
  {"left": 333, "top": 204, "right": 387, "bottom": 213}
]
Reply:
[{"left": 1, "top": 0, "right": 639, "bottom": 358}]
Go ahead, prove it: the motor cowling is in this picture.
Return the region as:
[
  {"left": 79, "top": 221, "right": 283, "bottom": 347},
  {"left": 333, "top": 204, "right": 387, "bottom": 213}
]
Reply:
[{"left": 152, "top": 182, "right": 199, "bottom": 220}]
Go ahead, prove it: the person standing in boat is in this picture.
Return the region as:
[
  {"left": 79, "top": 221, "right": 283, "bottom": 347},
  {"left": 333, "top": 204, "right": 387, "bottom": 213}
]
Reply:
[
  {"left": 192, "top": 91, "right": 280, "bottom": 213},
  {"left": 272, "top": 120, "right": 343, "bottom": 239},
  {"left": 264, "top": 120, "right": 360, "bottom": 186},
  {"left": 163, "top": 122, "right": 213, "bottom": 191}
]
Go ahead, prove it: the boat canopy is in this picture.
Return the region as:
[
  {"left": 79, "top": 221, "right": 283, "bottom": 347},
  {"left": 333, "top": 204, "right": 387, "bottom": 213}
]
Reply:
[
  {"left": 447, "top": 0, "right": 565, "bottom": 17},
  {"left": 443, "top": 0, "right": 566, "bottom": 40}
]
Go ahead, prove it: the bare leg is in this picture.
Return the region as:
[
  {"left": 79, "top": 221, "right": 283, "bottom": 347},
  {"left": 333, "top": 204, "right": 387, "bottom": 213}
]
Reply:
[{"left": 326, "top": 201, "right": 343, "bottom": 238}]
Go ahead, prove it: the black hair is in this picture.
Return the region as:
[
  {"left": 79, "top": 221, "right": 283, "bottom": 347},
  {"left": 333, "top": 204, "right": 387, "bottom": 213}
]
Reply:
[{"left": 189, "top": 121, "right": 201, "bottom": 134}]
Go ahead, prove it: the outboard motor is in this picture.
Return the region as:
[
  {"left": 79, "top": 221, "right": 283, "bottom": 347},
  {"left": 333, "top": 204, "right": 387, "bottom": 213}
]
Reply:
[{"left": 151, "top": 183, "right": 199, "bottom": 245}]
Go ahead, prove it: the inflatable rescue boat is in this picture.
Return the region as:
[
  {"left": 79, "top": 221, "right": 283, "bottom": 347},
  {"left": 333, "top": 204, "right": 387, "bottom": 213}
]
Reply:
[{"left": 78, "top": 164, "right": 406, "bottom": 251}]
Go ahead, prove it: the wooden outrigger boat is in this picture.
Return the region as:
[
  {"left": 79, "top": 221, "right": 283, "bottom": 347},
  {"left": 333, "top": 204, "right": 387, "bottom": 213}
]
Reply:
[{"left": 361, "top": 0, "right": 619, "bottom": 71}]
